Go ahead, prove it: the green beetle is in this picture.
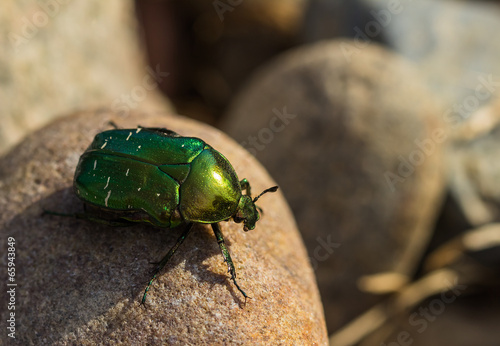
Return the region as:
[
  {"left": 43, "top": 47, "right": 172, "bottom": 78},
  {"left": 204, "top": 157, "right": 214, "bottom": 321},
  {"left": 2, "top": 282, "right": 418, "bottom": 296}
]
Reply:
[{"left": 71, "top": 127, "right": 277, "bottom": 304}]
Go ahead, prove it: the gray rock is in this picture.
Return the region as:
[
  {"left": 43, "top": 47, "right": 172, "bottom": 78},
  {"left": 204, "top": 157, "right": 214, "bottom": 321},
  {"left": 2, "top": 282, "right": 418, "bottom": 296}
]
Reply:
[{"left": 303, "top": 0, "right": 500, "bottom": 113}]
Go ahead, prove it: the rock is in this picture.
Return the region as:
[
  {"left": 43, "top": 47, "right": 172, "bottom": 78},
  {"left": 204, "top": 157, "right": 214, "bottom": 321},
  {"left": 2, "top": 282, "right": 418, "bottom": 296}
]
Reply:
[
  {"left": 221, "top": 40, "right": 446, "bottom": 332},
  {"left": 0, "top": 1, "right": 172, "bottom": 155},
  {"left": 0, "top": 110, "right": 327, "bottom": 344},
  {"left": 303, "top": 0, "right": 500, "bottom": 114}
]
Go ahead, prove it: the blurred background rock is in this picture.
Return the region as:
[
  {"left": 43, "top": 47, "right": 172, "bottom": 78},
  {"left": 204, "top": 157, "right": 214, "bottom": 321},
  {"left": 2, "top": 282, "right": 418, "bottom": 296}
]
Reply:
[
  {"left": 0, "top": 1, "right": 172, "bottom": 157},
  {"left": 3, "top": 0, "right": 500, "bottom": 344},
  {"left": 221, "top": 39, "right": 447, "bottom": 334}
]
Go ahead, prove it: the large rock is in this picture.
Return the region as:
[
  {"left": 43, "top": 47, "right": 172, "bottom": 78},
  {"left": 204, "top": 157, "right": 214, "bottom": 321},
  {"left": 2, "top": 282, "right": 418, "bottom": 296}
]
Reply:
[
  {"left": 222, "top": 40, "right": 446, "bottom": 332},
  {"left": 0, "top": 110, "right": 327, "bottom": 344}
]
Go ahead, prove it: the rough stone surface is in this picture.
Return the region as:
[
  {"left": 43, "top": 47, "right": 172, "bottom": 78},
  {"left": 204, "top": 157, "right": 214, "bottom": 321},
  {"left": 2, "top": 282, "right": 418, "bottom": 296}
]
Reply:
[
  {"left": 0, "top": 1, "right": 172, "bottom": 155},
  {"left": 0, "top": 110, "right": 327, "bottom": 344},
  {"left": 222, "top": 40, "right": 446, "bottom": 332}
]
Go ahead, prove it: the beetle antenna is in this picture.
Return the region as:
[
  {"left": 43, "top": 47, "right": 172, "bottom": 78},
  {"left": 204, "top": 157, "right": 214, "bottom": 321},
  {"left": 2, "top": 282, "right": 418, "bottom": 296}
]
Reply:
[{"left": 253, "top": 186, "right": 278, "bottom": 203}]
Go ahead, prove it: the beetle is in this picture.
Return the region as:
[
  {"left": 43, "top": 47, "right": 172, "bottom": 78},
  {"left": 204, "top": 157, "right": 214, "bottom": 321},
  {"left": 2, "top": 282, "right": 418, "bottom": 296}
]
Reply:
[{"left": 69, "top": 126, "right": 278, "bottom": 304}]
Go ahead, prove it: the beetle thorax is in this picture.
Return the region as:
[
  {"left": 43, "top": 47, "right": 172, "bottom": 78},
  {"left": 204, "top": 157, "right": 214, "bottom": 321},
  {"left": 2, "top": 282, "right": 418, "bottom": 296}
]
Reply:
[{"left": 179, "top": 147, "right": 241, "bottom": 223}]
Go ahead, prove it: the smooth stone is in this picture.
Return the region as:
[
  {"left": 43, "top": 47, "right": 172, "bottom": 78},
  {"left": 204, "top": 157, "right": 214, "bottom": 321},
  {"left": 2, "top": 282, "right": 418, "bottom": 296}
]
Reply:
[
  {"left": 1, "top": 1, "right": 172, "bottom": 156},
  {"left": 222, "top": 40, "right": 446, "bottom": 332}
]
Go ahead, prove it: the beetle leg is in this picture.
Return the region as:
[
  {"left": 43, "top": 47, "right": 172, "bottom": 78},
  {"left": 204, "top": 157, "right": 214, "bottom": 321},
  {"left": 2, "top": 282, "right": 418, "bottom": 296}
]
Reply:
[
  {"left": 239, "top": 178, "right": 252, "bottom": 197},
  {"left": 74, "top": 213, "right": 137, "bottom": 226},
  {"left": 211, "top": 223, "right": 249, "bottom": 302},
  {"left": 42, "top": 210, "right": 134, "bottom": 227},
  {"left": 141, "top": 223, "right": 194, "bottom": 305}
]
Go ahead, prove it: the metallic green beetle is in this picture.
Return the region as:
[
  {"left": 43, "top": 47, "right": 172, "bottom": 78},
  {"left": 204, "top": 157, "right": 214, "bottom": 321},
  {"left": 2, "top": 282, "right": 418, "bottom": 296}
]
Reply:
[{"left": 72, "top": 127, "right": 278, "bottom": 304}]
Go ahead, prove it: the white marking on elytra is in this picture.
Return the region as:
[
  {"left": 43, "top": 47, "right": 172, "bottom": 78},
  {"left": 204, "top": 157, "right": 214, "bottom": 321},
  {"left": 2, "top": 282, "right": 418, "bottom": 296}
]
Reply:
[
  {"left": 93, "top": 160, "right": 97, "bottom": 170},
  {"left": 105, "top": 190, "right": 112, "bottom": 207},
  {"left": 138, "top": 187, "right": 141, "bottom": 191},
  {"left": 136, "top": 128, "right": 142, "bottom": 134},
  {"left": 126, "top": 168, "right": 130, "bottom": 176},
  {"left": 101, "top": 141, "right": 107, "bottom": 149},
  {"left": 156, "top": 193, "right": 160, "bottom": 197},
  {"left": 136, "top": 145, "right": 141, "bottom": 151},
  {"left": 126, "top": 132, "right": 132, "bottom": 141},
  {"left": 104, "top": 176, "right": 110, "bottom": 189}
]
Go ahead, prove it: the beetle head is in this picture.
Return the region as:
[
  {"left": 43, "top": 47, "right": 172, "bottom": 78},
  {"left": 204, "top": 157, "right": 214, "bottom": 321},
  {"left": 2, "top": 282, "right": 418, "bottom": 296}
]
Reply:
[{"left": 234, "top": 186, "right": 278, "bottom": 231}]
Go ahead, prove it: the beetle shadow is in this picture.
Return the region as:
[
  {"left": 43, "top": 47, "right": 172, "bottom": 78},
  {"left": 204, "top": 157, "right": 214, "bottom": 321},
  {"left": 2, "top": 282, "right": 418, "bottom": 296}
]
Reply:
[
  {"left": 142, "top": 220, "right": 248, "bottom": 307},
  {"left": 6, "top": 188, "right": 246, "bottom": 342},
  {"left": 166, "top": 223, "right": 249, "bottom": 306}
]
